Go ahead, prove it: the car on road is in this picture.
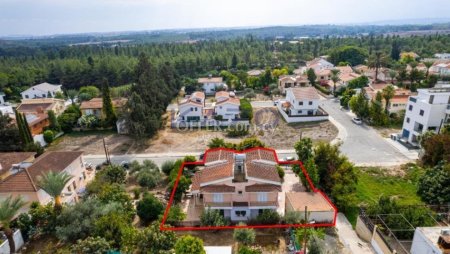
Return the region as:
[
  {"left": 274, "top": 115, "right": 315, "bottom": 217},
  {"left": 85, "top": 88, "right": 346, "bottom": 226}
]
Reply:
[
  {"left": 284, "top": 156, "right": 295, "bottom": 161},
  {"left": 352, "top": 117, "right": 363, "bottom": 125}
]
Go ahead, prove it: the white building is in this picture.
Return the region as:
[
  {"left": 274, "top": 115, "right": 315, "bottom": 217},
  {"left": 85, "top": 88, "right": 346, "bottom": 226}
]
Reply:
[
  {"left": 434, "top": 53, "right": 450, "bottom": 59},
  {"left": 410, "top": 227, "right": 450, "bottom": 254},
  {"left": 177, "top": 91, "right": 205, "bottom": 122},
  {"left": 401, "top": 85, "right": 450, "bottom": 145},
  {"left": 198, "top": 76, "right": 226, "bottom": 95},
  {"left": 21, "top": 82, "right": 63, "bottom": 99},
  {"left": 214, "top": 91, "right": 240, "bottom": 120},
  {"left": 277, "top": 87, "right": 328, "bottom": 123},
  {"left": 306, "top": 58, "right": 334, "bottom": 72},
  {"left": 0, "top": 92, "right": 5, "bottom": 105}
]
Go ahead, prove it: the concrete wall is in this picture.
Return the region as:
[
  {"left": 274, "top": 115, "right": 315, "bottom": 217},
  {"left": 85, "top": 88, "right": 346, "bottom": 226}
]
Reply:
[
  {"left": 172, "top": 119, "right": 249, "bottom": 128},
  {"left": 355, "top": 216, "right": 373, "bottom": 242},
  {"left": 371, "top": 231, "right": 393, "bottom": 254},
  {"left": 214, "top": 104, "right": 239, "bottom": 120},
  {"left": 277, "top": 103, "right": 329, "bottom": 123},
  {"left": 0, "top": 230, "right": 24, "bottom": 253}
]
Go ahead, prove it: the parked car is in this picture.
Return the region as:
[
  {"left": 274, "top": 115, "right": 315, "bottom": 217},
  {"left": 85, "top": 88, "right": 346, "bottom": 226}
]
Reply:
[
  {"left": 352, "top": 117, "right": 362, "bottom": 125},
  {"left": 273, "top": 99, "right": 281, "bottom": 106},
  {"left": 284, "top": 156, "right": 295, "bottom": 161},
  {"left": 120, "top": 161, "right": 130, "bottom": 169}
]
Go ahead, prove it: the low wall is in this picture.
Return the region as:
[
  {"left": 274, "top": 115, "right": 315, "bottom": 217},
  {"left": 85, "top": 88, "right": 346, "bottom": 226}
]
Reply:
[
  {"left": 0, "top": 230, "right": 24, "bottom": 253},
  {"left": 355, "top": 216, "right": 373, "bottom": 242},
  {"left": 171, "top": 120, "right": 250, "bottom": 128},
  {"left": 277, "top": 104, "right": 329, "bottom": 123}
]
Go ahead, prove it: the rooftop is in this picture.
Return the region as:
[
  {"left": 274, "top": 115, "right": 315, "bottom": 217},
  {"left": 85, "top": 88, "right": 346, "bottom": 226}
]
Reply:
[
  {"left": 21, "top": 82, "right": 61, "bottom": 94},
  {"left": 80, "top": 97, "right": 128, "bottom": 109},
  {"left": 286, "top": 192, "right": 335, "bottom": 212},
  {"left": 416, "top": 227, "right": 450, "bottom": 251},
  {"left": 288, "top": 87, "right": 320, "bottom": 101},
  {"left": 0, "top": 152, "right": 36, "bottom": 176},
  {"left": 198, "top": 77, "right": 223, "bottom": 83}
]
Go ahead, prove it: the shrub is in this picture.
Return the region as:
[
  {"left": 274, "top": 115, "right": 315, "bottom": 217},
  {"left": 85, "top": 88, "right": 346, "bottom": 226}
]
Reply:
[
  {"left": 165, "top": 205, "right": 187, "bottom": 225},
  {"left": 255, "top": 209, "right": 280, "bottom": 224},
  {"left": 136, "top": 169, "right": 160, "bottom": 188},
  {"left": 72, "top": 236, "right": 111, "bottom": 254},
  {"left": 136, "top": 193, "right": 164, "bottom": 224},
  {"left": 276, "top": 166, "right": 285, "bottom": 180},
  {"left": 175, "top": 235, "right": 205, "bottom": 254},
  {"left": 238, "top": 246, "right": 262, "bottom": 254},
  {"left": 103, "top": 165, "right": 127, "bottom": 184},
  {"left": 240, "top": 98, "right": 253, "bottom": 120},
  {"left": 233, "top": 224, "right": 256, "bottom": 245},
  {"left": 227, "top": 124, "right": 249, "bottom": 137},
  {"left": 161, "top": 160, "right": 175, "bottom": 176},
  {"left": 43, "top": 130, "right": 54, "bottom": 144},
  {"left": 200, "top": 208, "right": 229, "bottom": 226}
]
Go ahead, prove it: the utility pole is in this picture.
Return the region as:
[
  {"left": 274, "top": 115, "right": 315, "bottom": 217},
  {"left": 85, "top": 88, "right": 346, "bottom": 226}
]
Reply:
[
  {"left": 102, "top": 137, "right": 110, "bottom": 164},
  {"left": 303, "top": 205, "right": 309, "bottom": 254}
]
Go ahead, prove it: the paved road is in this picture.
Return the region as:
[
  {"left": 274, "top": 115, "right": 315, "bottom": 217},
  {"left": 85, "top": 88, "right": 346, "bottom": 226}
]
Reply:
[
  {"left": 84, "top": 150, "right": 297, "bottom": 168},
  {"left": 336, "top": 213, "right": 374, "bottom": 254},
  {"left": 320, "top": 98, "right": 411, "bottom": 166}
]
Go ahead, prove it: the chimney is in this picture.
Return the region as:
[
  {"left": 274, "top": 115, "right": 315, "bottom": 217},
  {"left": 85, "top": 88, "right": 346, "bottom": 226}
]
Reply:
[{"left": 233, "top": 154, "right": 247, "bottom": 182}]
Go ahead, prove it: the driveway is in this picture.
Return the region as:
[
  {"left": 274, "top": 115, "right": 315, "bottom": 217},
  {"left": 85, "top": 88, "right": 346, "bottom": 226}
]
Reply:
[
  {"left": 336, "top": 213, "right": 374, "bottom": 254},
  {"left": 320, "top": 98, "right": 412, "bottom": 166}
]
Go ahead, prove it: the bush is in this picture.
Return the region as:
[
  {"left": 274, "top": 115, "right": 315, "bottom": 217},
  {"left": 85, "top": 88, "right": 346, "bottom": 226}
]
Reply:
[
  {"left": 136, "top": 169, "right": 160, "bottom": 188},
  {"left": 136, "top": 193, "right": 164, "bottom": 224},
  {"left": 103, "top": 165, "right": 127, "bottom": 184},
  {"left": 175, "top": 235, "right": 205, "bottom": 254},
  {"left": 233, "top": 224, "right": 256, "bottom": 245},
  {"left": 72, "top": 236, "right": 111, "bottom": 254},
  {"left": 161, "top": 160, "right": 175, "bottom": 176},
  {"left": 200, "top": 208, "right": 229, "bottom": 226},
  {"left": 238, "top": 246, "right": 262, "bottom": 254},
  {"left": 276, "top": 165, "right": 285, "bottom": 180},
  {"left": 43, "top": 130, "right": 54, "bottom": 143},
  {"left": 255, "top": 209, "right": 280, "bottom": 224},
  {"left": 165, "top": 205, "right": 187, "bottom": 225},
  {"left": 227, "top": 124, "right": 249, "bottom": 137},
  {"left": 240, "top": 98, "right": 253, "bottom": 120}
]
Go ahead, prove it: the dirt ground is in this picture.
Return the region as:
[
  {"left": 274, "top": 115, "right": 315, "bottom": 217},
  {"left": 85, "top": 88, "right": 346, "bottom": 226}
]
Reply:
[{"left": 49, "top": 107, "right": 338, "bottom": 154}]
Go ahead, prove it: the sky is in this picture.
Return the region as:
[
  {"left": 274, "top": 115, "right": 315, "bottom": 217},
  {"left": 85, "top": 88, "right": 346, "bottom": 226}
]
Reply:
[{"left": 1, "top": 0, "right": 450, "bottom": 36}]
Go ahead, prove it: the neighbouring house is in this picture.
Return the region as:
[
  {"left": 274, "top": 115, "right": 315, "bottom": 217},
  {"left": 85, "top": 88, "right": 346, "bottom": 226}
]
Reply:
[
  {"left": 363, "top": 67, "right": 392, "bottom": 82},
  {"left": 306, "top": 58, "right": 334, "bottom": 72},
  {"left": 353, "top": 64, "right": 369, "bottom": 74},
  {"left": 198, "top": 76, "right": 227, "bottom": 95},
  {"left": 324, "top": 72, "right": 361, "bottom": 92},
  {"left": 177, "top": 91, "right": 206, "bottom": 122},
  {"left": 204, "top": 246, "right": 232, "bottom": 254},
  {"left": 364, "top": 84, "right": 413, "bottom": 114},
  {"left": 0, "top": 151, "right": 94, "bottom": 214},
  {"left": 21, "top": 82, "right": 62, "bottom": 100},
  {"left": 285, "top": 192, "right": 335, "bottom": 223},
  {"left": 214, "top": 91, "right": 240, "bottom": 120},
  {"left": 406, "top": 63, "right": 428, "bottom": 73},
  {"left": 183, "top": 147, "right": 336, "bottom": 225},
  {"left": 0, "top": 152, "right": 36, "bottom": 180},
  {"left": 17, "top": 98, "right": 66, "bottom": 116},
  {"left": 401, "top": 85, "right": 450, "bottom": 145},
  {"left": 278, "top": 75, "right": 311, "bottom": 94},
  {"left": 430, "top": 60, "right": 450, "bottom": 76},
  {"left": 434, "top": 53, "right": 450, "bottom": 60},
  {"left": 410, "top": 227, "right": 450, "bottom": 254},
  {"left": 79, "top": 97, "right": 127, "bottom": 119},
  {"left": 277, "top": 87, "right": 328, "bottom": 123},
  {"left": 247, "top": 69, "right": 264, "bottom": 77},
  {"left": 0, "top": 105, "right": 14, "bottom": 119}
]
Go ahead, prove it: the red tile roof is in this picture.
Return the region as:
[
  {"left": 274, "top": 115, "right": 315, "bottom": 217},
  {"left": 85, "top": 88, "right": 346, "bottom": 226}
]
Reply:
[
  {"left": 201, "top": 184, "right": 235, "bottom": 193},
  {"left": 0, "top": 151, "right": 83, "bottom": 193},
  {"left": 80, "top": 98, "right": 127, "bottom": 110},
  {"left": 198, "top": 77, "right": 223, "bottom": 83},
  {"left": 0, "top": 152, "right": 36, "bottom": 176},
  {"left": 199, "top": 162, "right": 233, "bottom": 184},
  {"left": 246, "top": 162, "right": 281, "bottom": 183},
  {"left": 288, "top": 87, "right": 320, "bottom": 101},
  {"left": 286, "top": 192, "right": 334, "bottom": 212},
  {"left": 215, "top": 97, "right": 240, "bottom": 106}
]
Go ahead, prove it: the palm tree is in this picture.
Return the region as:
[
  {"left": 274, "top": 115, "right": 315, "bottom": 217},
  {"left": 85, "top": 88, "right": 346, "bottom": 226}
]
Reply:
[
  {"left": 382, "top": 85, "right": 396, "bottom": 114},
  {"left": 388, "top": 70, "right": 397, "bottom": 84},
  {"left": 330, "top": 69, "right": 341, "bottom": 96},
  {"left": 423, "top": 61, "right": 433, "bottom": 78},
  {"left": 37, "top": 171, "right": 72, "bottom": 213},
  {"left": 0, "top": 196, "right": 26, "bottom": 254}
]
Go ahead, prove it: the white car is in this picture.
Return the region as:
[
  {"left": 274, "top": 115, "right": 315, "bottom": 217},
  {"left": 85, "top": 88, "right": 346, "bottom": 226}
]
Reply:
[
  {"left": 273, "top": 99, "right": 281, "bottom": 106},
  {"left": 352, "top": 117, "right": 363, "bottom": 125},
  {"left": 284, "top": 156, "right": 295, "bottom": 161}
]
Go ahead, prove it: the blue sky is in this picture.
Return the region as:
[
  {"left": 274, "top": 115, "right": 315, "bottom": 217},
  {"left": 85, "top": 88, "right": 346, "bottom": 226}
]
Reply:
[{"left": 1, "top": 0, "right": 450, "bottom": 36}]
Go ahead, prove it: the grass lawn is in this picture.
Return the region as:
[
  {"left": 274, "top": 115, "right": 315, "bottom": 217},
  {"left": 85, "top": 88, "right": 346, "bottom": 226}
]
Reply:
[{"left": 346, "top": 167, "right": 423, "bottom": 227}]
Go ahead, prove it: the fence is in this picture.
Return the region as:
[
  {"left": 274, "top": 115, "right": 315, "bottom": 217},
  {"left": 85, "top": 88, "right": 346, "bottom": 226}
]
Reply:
[
  {"left": 0, "top": 230, "right": 24, "bottom": 253},
  {"left": 277, "top": 104, "right": 329, "bottom": 123},
  {"left": 171, "top": 119, "right": 250, "bottom": 128}
]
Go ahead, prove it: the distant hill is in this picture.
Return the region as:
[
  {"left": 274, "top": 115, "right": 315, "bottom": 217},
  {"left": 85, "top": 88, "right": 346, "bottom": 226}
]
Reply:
[{"left": 1, "top": 22, "right": 450, "bottom": 47}]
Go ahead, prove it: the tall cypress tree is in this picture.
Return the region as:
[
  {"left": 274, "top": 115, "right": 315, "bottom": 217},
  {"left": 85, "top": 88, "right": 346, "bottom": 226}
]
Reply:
[
  {"left": 21, "top": 113, "right": 33, "bottom": 144},
  {"left": 101, "top": 78, "right": 117, "bottom": 127},
  {"left": 14, "top": 109, "right": 27, "bottom": 145}
]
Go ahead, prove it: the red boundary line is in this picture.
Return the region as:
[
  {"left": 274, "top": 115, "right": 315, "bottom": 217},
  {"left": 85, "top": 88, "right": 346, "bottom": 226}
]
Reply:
[{"left": 160, "top": 147, "right": 338, "bottom": 231}]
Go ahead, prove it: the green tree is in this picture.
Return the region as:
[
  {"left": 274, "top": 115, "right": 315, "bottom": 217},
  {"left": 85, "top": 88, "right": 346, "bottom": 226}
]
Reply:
[
  {"left": 0, "top": 196, "right": 26, "bottom": 254},
  {"left": 43, "top": 130, "right": 54, "bottom": 143},
  {"left": 417, "top": 162, "right": 450, "bottom": 205},
  {"left": 208, "top": 137, "right": 228, "bottom": 149},
  {"left": 200, "top": 208, "right": 228, "bottom": 226},
  {"left": 47, "top": 110, "right": 60, "bottom": 132},
  {"left": 0, "top": 111, "right": 23, "bottom": 151},
  {"left": 233, "top": 223, "right": 256, "bottom": 245},
  {"left": 161, "top": 160, "right": 175, "bottom": 176},
  {"left": 306, "top": 68, "right": 317, "bottom": 86},
  {"left": 349, "top": 90, "right": 369, "bottom": 119},
  {"left": 381, "top": 85, "right": 395, "bottom": 114},
  {"left": 103, "top": 164, "right": 127, "bottom": 184},
  {"left": 294, "top": 137, "right": 313, "bottom": 162},
  {"left": 101, "top": 78, "right": 117, "bottom": 126},
  {"left": 136, "top": 193, "right": 164, "bottom": 224},
  {"left": 66, "top": 89, "right": 78, "bottom": 104},
  {"left": 390, "top": 40, "right": 401, "bottom": 61},
  {"left": 37, "top": 171, "right": 73, "bottom": 213},
  {"left": 347, "top": 76, "right": 369, "bottom": 89},
  {"left": 420, "top": 133, "right": 450, "bottom": 166},
  {"left": 14, "top": 110, "right": 32, "bottom": 145},
  {"left": 236, "top": 137, "right": 265, "bottom": 151},
  {"left": 369, "top": 92, "right": 387, "bottom": 126},
  {"left": 423, "top": 61, "right": 433, "bottom": 78},
  {"left": 330, "top": 69, "right": 341, "bottom": 96},
  {"left": 121, "top": 222, "right": 176, "bottom": 253},
  {"left": 255, "top": 209, "right": 280, "bottom": 224},
  {"left": 329, "top": 46, "right": 368, "bottom": 66},
  {"left": 165, "top": 205, "right": 187, "bottom": 225},
  {"left": 94, "top": 212, "right": 131, "bottom": 248},
  {"left": 175, "top": 235, "right": 206, "bottom": 254}
]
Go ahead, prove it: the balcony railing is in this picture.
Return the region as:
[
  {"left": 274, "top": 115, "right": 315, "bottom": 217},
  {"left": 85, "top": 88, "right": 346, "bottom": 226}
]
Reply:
[{"left": 409, "top": 97, "right": 417, "bottom": 103}]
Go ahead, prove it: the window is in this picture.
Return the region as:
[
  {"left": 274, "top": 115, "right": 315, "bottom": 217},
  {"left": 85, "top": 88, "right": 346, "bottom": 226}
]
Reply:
[
  {"left": 82, "top": 172, "right": 86, "bottom": 180},
  {"left": 42, "top": 94, "right": 46, "bottom": 97},
  {"left": 298, "top": 110, "right": 302, "bottom": 114},
  {"left": 235, "top": 211, "right": 247, "bottom": 217},
  {"left": 429, "top": 95, "right": 435, "bottom": 104},
  {"left": 299, "top": 101, "right": 303, "bottom": 106},
  {"left": 406, "top": 117, "right": 410, "bottom": 123},
  {"left": 213, "top": 193, "right": 223, "bottom": 203},
  {"left": 25, "top": 95, "right": 29, "bottom": 99},
  {"left": 67, "top": 186, "right": 71, "bottom": 192},
  {"left": 409, "top": 105, "right": 413, "bottom": 111},
  {"left": 190, "top": 107, "right": 193, "bottom": 111},
  {"left": 238, "top": 191, "right": 243, "bottom": 195},
  {"left": 419, "top": 110, "right": 424, "bottom": 116},
  {"left": 72, "top": 181, "right": 77, "bottom": 190},
  {"left": 309, "top": 101, "right": 313, "bottom": 105},
  {"left": 257, "top": 193, "right": 268, "bottom": 202}
]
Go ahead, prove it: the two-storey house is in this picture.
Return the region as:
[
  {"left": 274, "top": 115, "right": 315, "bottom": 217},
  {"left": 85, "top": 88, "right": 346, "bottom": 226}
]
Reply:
[
  {"left": 21, "top": 83, "right": 62, "bottom": 100},
  {"left": 401, "top": 85, "right": 450, "bottom": 145},
  {"left": 177, "top": 91, "right": 206, "bottom": 122},
  {"left": 214, "top": 91, "right": 240, "bottom": 120},
  {"left": 198, "top": 76, "right": 227, "bottom": 95}
]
